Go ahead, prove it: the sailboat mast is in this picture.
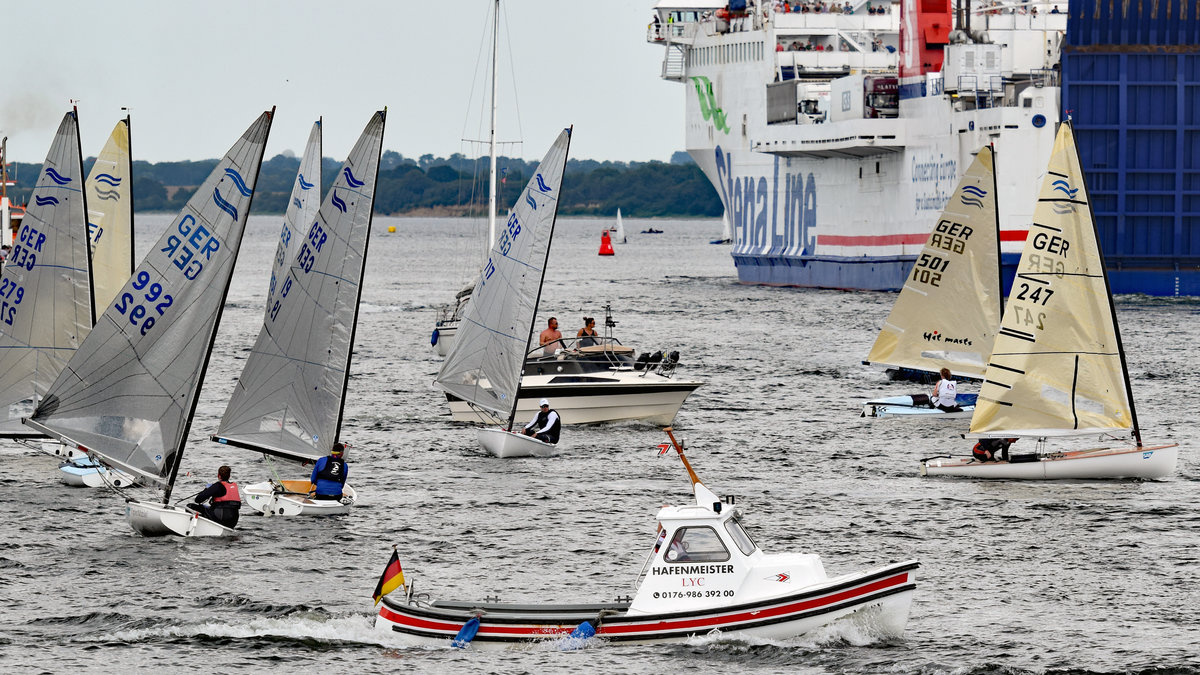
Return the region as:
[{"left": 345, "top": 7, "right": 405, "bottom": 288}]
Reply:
[
  {"left": 990, "top": 143, "right": 1004, "bottom": 312},
  {"left": 124, "top": 114, "right": 136, "bottom": 286},
  {"left": 487, "top": 0, "right": 499, "bottom": 250},
  {"left": 161, "top": 109, "right": 275, "bottom": 504},
  {"left": 505, "top": 126, "right": 573, "bottom": 431},
  {"left": 333, "top": 110, "right": 386, "bottom": 447},
  {"left": 73, "top": 107, "right": 96, "bottom": 328},
  {"left": 1066, "top": 121, "right": 1142, "bottom": 446}
]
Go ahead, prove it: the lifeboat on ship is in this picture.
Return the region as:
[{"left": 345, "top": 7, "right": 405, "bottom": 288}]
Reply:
[{"left": 374, "top": 429, "right": 918, "bottom": 647}]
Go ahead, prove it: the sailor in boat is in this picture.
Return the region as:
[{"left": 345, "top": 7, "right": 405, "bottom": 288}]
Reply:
[
  {"left": 310, "top": 443, "right": 349, "bottom": 502},
  {"left": 576, "top": 316, "right": 598, "bottom": 347},
  {"left": 931, "top": 368, "right": 963, "bottom": 413},
  {"left": 538, "top": 317, "right": 562, "bottom": 355},
  {"left": 187, "top": 465, "right": 241, "bottom": 529},
  {"left": 521, "top": 399, "right": 561, "bottom": 444},
  {"left": 971, "top": 438, "right": 1017, "bottom": 463}
]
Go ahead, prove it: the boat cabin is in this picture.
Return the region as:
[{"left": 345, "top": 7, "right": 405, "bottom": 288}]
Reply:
[{"left": 629, "top": 481, "right": 826, "bottom": 615}]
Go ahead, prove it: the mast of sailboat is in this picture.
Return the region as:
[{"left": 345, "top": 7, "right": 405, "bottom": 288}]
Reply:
[
  {"left": 73, "top": 106, "right": 96, "bottom": 328},
  {"left": 1065, "top": 119, "right": 1142, "bottom": 447},
  {"left": 487, "top": 0, "right": 499, "bottom": 249},
  {"left": 333, "top": 109, "right": 386, "bottom": 448},
  {"left": 503, "top": 126, "right": 573, "bottom": 432},
  {"left": 160, "top": 108, "right": 274, "bottom": 504},
  {"left": 123, "top": 112, "right": 136, "bottom": 296},
  {"left": 990, "top": 143, "right": 1004, "bottom": 315}
]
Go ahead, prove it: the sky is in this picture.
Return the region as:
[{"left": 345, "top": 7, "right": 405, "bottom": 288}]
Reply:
[{"left": 1, "top": 1, "right": 682, "bottom": 165}]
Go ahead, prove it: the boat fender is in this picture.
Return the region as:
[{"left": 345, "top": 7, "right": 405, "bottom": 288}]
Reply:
[
  {"left": 451, "top": 616, "right": 481, "bottom": 648},
  {"left": 568, "top": 620, "right": 595, "bottom": 640},
  {"left": 430, "top": 329, "right": 439, "bottom": 346}
]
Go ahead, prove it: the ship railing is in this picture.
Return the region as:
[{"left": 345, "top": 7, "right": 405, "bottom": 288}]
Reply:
[{"left": 775, "top": 50, "right": 893, "bottom": 72}]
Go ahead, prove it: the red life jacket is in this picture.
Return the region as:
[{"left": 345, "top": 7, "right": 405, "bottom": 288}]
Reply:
[{"left": 214, "top": 480, "right": 240, "bottom": 504}]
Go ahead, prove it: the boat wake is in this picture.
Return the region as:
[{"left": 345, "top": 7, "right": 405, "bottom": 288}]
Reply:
[{"left": 107, "top": 612, "right": 395, "bottom": 648}]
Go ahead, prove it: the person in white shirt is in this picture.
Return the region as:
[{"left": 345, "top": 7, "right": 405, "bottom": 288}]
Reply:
[
  {"left": 931, "top": 368, "right": 962, "bottom": 412},
  {"left": 522, "top": 398, "right": 561, "bottom": 444}
]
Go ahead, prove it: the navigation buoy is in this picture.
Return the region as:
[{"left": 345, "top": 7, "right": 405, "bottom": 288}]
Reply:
[
  {"left": 599, "top": 230, "right": 614, "bottom": 256},
  {"left": 387, "top": 225, "right": 396, "bottom": 233}
]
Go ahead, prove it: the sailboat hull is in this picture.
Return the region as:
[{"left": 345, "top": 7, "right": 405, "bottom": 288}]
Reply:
[
  {"left": 478, "top": 428, "right": 557, "bottom": 458},
  {"left": 126, "top": 501, "right": 237, "bottom": 538},
  {"left": 920, "top": 444, "right": 1178, "bottom": 480},
  {"left": 374, "top": 561, "right": 917, "bottom": 648},
  {"left": 432, "top": 322, "right": 458, "bottom": 357},
  {"left": 243, "top": 481, "right": 357, "bottom": 516},
  {"left": 862, "top": 394, "right": 977, "bottom": 418},
  {"left": 58, "top": 458, "right": 141, "bottom": 489}
]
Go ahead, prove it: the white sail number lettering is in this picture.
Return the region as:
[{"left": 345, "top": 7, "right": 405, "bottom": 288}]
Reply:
[
  {"left": 114, "top": 270, "right": 174, "bottom": 336},
  {"left": 0, "top": 278, "right": 24, "bottom": 325},
  {"left": 1015, "top": 282, "right": 1054, "bottom": 306},
  {"left": 911, "top": 253, "right": 949, "bottom": 287},
  {"left": 295, "top": 222, "right": 327, "bottom": 274},
  {"left": 161, "top": 215, "right": 221, "bottom": 280}
]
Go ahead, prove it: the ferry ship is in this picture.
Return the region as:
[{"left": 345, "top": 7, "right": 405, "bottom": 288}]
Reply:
[{"left": 649, "top": 1, "right": 1200, "bottom": 295}]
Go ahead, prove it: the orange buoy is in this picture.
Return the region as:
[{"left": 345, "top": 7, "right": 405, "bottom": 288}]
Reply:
[{"left": 598, "top": 229, "right": 615, "bottom": 256}]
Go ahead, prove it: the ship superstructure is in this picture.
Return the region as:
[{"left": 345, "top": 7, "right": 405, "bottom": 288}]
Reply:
[{"left": 649, "top": 0, "right": 1065, "bottom": 291}]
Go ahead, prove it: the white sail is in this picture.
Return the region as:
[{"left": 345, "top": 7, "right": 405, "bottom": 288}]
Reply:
[
  {"left": 265, "top": 120, "right": 323, "bottom": 323},
  {"left": 865, "top": 146, "right": 1002, "bottom": 378},
  {"left": 436, "top": 128, "right": 572, "bottom": 422},
  {"left": 24, "top": 112, "right": 273, "bottom": 491},
  {"left": 213, "top": 111, "right": 385, "bottom": 463},
  {"left": 615, "top": 208, "right": 626, "bottom": 243},
  {"left": 0, "top": 112, "right": 91, "bottom": 438},
  {"left": 87, "top": 117, "right": 135, "bottom": 312},
  {"left": 970, "top": 122, "right": 1134, "bottom": 439}
]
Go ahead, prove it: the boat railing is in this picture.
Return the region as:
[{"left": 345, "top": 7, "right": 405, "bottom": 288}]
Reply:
[{"left": 527, "top": 336, "right": 632, "bottom": 360}]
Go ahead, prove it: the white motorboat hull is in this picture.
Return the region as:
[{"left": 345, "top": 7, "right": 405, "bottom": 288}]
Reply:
[
  {"left": 862, "top": 395, "right": 975, "bottom": 419},
  {"left": 375, "top": 561, "right": 917, "bottom": 648},
  {"left": 921, "top": 444, "right": 1178, "bottom": 480},
  {"left": 125, "top": 500, "right": 237, "bottom": 538},
  {"left": 58, "top": 458, "right": 142, "bottom": 489},
  {"left": 478, "top": 428, "right": 557, "bottom": 458},
  {"left": 432, "top": 323, "right": 458, "bottom": 357},
  {"left": 243, "top": 480, "right": 358, "bottom": 516},
  {"left": 448, "top": 374, "right": 703, "bottom": 425}
]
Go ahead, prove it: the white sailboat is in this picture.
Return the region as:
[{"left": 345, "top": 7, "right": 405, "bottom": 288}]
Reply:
[
  {"left": 211, "top": 111, "right": 385, "bottom": 516},
  {"left": 24, "top": 111, "right": 274, "bottom": 536},
  {"left": 436, "top": 128, "right": 572, "bottom": 458},
  {"left": 264, "top": 119, "right": 322, "bottom": 324},
  {"left": 614, "top": 208, "right": 627, "bottom": 243},
  {"left": 921, "top": 122, "right": 1178, "bottom": 479},
  {"left": 862, "top": 146, "right": 1003, "bottom": 418},
  {"left": 55, "top": 117, "right": 138, "bottom": 473},
  {"left": 0, "top": 111, "right": 93, "bottom": 442}
]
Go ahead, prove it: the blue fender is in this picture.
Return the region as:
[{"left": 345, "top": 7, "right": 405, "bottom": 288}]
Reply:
[
  {"left": 450, "top": 616, "right": 480, "bottom": 648},
  {"left": 430, "top": 329, "right": 440, "bottom": 346}
]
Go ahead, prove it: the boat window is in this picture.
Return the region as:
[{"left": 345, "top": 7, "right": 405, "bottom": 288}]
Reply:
[
  {"left": 724, "top": 516, "right": 757, "bottom": 555},
  {"left": 663, "top": 526, "right": 729, "bottom": 563}
]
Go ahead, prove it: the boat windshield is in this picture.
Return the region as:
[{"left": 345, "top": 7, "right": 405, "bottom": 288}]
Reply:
[
  {"left": 664, "top": 526, "right": 730, "bottom": 563},
  {"left": 724, "top": 514, "right": 756, "bottom": 555}
]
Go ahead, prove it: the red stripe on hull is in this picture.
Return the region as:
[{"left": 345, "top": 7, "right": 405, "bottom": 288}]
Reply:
[
  {"left": 816, "top": 230, "right": 1028, "bottom": 247},
  {"left": 378, "top": 571, "right": 913, "bottom": 640}
]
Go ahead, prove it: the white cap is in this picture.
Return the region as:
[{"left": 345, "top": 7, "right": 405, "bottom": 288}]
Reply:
[{"left": 539, "top": 398, "right": 550, "bottom": 407}]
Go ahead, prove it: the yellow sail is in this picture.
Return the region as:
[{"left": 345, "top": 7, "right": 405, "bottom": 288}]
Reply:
[
  {"left": 865, "top": 146, "right": 1001, "bottom": 378},
  {"left": 86, "top": 118, "right": 134, "bottom": 312},
  {"left": 970, "top": 123, "right": 1133, "bottom": 438}
]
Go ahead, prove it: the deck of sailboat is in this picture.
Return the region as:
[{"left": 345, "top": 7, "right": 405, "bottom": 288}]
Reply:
[{"left": 921, "top": 443, "right": 1178, "bottom": 480}]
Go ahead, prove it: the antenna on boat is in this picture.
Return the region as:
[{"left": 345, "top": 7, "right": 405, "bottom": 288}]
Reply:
[{"left": 662, "top": 427, "right": 702, "bottom": 488}]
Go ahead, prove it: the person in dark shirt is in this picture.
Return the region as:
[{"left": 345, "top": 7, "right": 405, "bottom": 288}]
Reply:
[
  {"left": 187, "top": 465, "right": 241, "bottom": 528},
  {"left": 309, "top": 443, "right": 349, "bottom": 501}
]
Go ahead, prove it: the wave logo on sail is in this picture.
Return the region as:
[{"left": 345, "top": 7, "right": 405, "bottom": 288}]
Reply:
[
  {"left": 298, "top": 173, "right": 314, "bottom": 190},
  {"left": 690, "top": 76, "right": 730, "bottom": 134},
  {"left": 525, "top": 193, "right": 537, "bottom": 210},
  {"left": 535, "top": 173, "right": 552, "bottom": 193},
  {"left": 224, "top": 168, "right": 253, "bottom": 197},
  {"left": 959, "top": 185, "right": 987, "bottom": 209},
  {"left": 95, "top": 173, "right": 122, "bottom": 187},
  {"left": 94, "top": 188, "right": 121, "bottom": 202},
  {"left": 213, "top": 188, "right": 239, "bottom": 220},
  {"left": 34, "top": 195, "right": 59, "bottom": 206},
  {"left": 1051, "top": 179, "right": 1078, "bottom": 199},
  {"left": 44, "top": 168, "right": 72, "bottom": 185},
  {"left": 343, "top": 167, "right": 365, "bottom": 188},
  {"left": 293, "top": 197, "right": 303, "bottom": 209},
  {"left": 331, "top": 191, "right": 348, "bottom": 213}
]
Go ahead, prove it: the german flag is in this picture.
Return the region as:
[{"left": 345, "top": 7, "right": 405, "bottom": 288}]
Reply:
[{"left": 373, "top": 549, "right": 405, "bottom": 606}]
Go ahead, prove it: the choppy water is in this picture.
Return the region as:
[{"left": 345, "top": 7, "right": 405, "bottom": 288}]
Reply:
[{"left": 2, "top": 214, "right": 1196, "bottom": 673}]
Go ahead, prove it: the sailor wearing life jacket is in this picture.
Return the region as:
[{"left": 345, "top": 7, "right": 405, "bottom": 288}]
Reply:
[
  {"left": 310, "top": 443, "right": 349, "bottom": 501},
  {"left": 522, "top": 398, "right": 561, "bottom": 444},
  {"left": 931, "top": 368, "right": 962, "bottom": 413},
  {"left": 187, "top": 465, "right": 241, "bottom": 528}
]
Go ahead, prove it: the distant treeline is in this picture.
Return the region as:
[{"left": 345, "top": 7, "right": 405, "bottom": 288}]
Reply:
[{"left": 3, "top": 150, "right": 722, "bottom": 218}]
